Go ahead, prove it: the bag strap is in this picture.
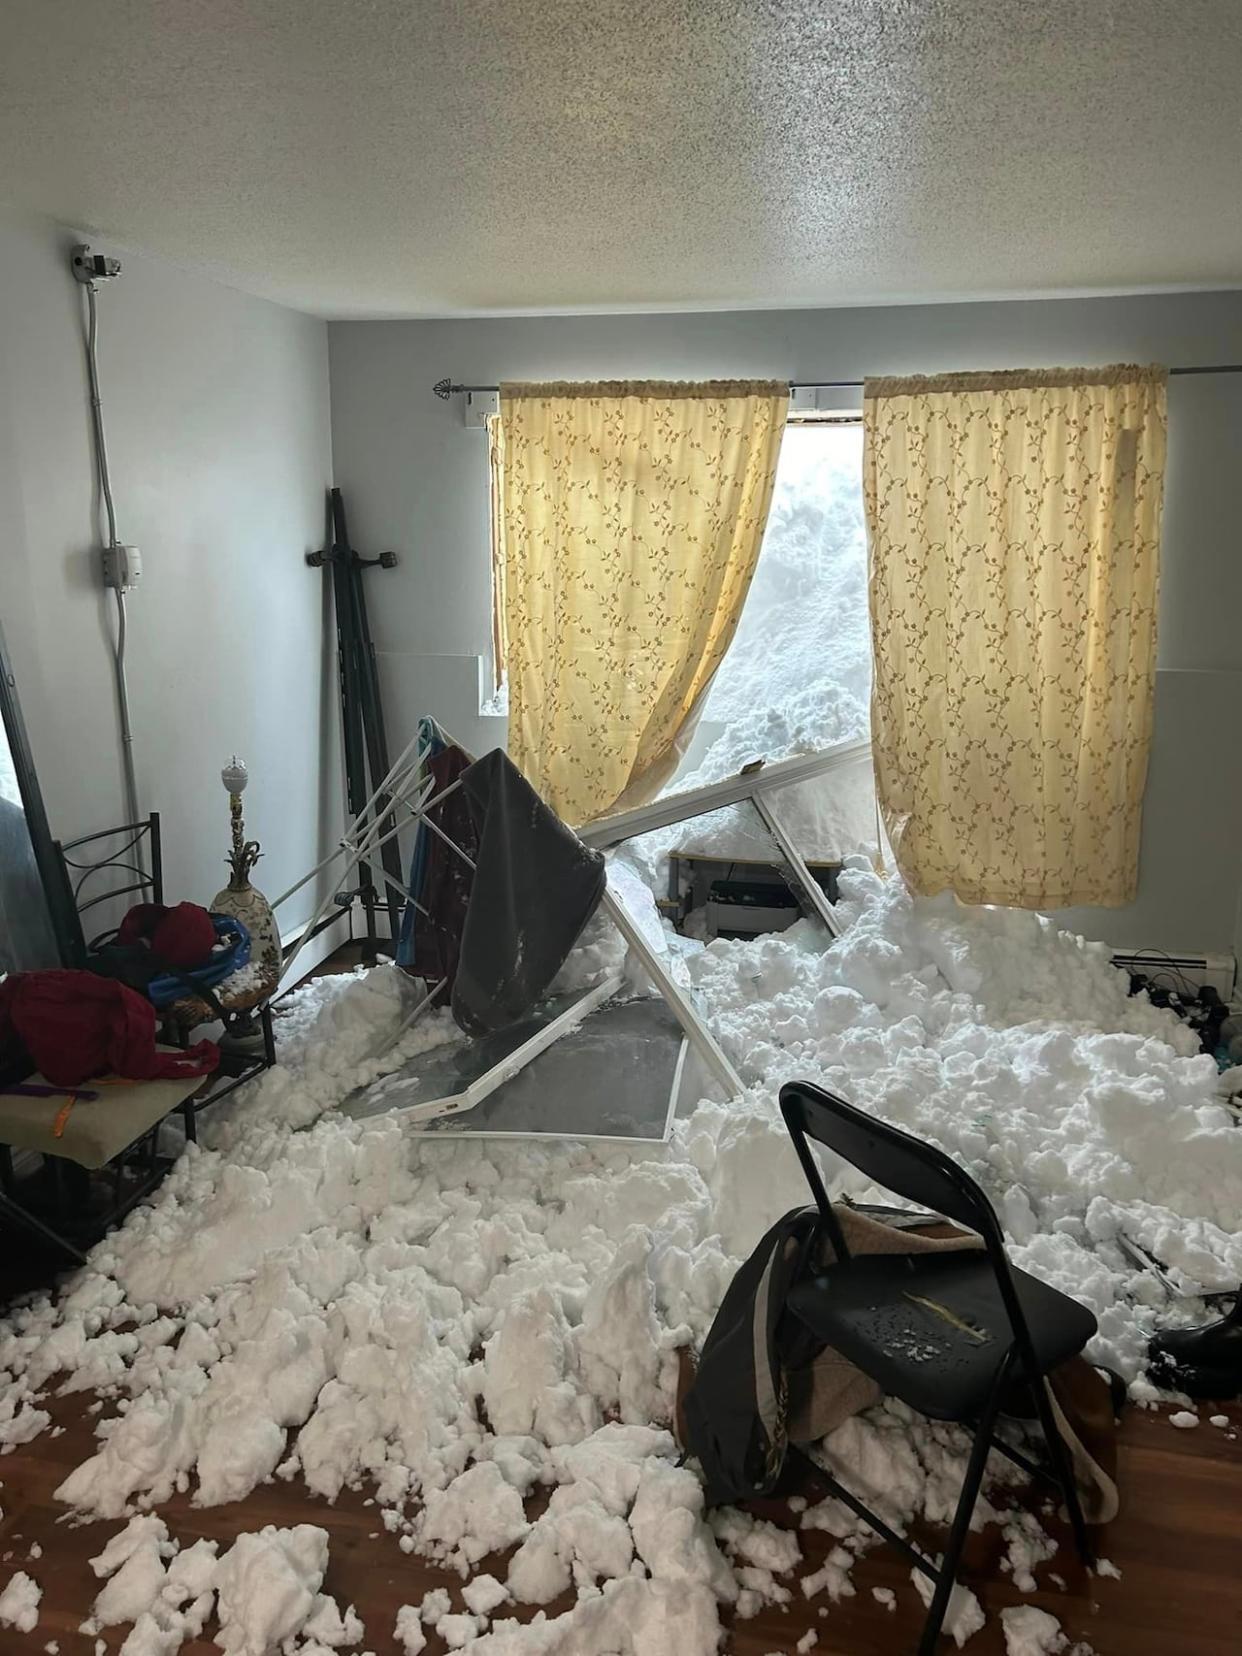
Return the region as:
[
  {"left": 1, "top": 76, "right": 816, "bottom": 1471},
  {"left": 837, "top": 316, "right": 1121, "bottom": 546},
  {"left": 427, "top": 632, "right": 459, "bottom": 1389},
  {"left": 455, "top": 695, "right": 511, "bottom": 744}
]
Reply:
[{"left": 163, "top": 970, "right": 228, "bottom": 1023}]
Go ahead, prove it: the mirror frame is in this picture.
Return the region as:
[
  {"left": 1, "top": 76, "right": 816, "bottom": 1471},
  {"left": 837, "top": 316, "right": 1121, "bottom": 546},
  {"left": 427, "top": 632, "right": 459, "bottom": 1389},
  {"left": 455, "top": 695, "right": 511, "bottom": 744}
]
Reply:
[{"left": 0, "top": 616, "right": 78, "bottom": 966}]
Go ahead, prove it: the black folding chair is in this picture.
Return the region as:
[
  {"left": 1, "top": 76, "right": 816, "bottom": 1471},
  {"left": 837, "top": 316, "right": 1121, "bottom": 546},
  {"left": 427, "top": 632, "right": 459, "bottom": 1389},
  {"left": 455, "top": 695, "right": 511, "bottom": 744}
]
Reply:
[{"left": 779, "top": 1080, "right": 1097, "bottom": 1654}]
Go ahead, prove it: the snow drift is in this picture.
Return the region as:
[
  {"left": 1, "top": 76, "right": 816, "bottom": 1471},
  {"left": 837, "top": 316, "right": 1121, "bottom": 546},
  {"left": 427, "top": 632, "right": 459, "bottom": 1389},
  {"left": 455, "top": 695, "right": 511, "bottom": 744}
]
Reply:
[{"left": 1, "top": 865, "right": 1239, "bottom": 1653}]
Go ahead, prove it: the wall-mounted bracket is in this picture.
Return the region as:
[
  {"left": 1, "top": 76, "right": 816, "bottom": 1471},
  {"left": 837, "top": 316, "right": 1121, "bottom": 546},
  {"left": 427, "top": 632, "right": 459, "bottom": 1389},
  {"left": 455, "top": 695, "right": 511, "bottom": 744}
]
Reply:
[{"left": 464, "top": 389, "right": 500, "bottom": 428}]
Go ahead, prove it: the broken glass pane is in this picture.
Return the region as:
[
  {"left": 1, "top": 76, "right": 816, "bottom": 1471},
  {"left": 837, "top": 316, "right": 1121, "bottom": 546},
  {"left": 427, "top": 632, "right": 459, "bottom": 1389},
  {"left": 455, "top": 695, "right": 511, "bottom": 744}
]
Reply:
[{"left": 341, "top": 994, "right": 706, "bottom": 1142}]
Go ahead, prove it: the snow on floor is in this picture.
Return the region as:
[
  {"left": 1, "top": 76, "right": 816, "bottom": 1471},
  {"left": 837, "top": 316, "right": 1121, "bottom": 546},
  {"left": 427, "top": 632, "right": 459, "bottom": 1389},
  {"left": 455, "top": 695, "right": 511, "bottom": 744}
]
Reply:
[
  {"left": 2, "top": 865, "right": 1240, "bottom": 1653},
  {"left": 78, "top": 1513, "right": 363, "bottom": 1655}
]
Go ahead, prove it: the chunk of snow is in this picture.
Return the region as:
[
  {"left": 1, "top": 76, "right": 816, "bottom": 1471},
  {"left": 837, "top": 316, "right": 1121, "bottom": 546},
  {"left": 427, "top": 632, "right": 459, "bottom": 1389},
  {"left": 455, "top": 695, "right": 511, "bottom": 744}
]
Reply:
[
  {"left": 1169, "top": 1411, "right": 1200, "bottom": 1429},
  {"left": 393, "top": 1605, "right": 427, "bottom": 1655},
  {"left": 1002, "top": 1510, "right": 1058, "bottom": 1593},
  {"left": 0, "top": 1570, "right": 41, "bottom": 1632},
  {"left": 418, "top": 1463, "right": 530, "bottom": 1573},
  {"left": 212, "top": 1524, "right": 329, "bottom": 1656},
  {"left": 438, "top": 1612, "right": 483, "bottom": 1647},
  {"left": 628, "top": 1461, "right": 735, "bottom": 1600},
  {"left": 302, "top": 1592, "right": 365, "bottom": 1647},
  {"left": 417, "top": 1587, "right": 451, "bottom": 1626},
  {"left": 162, "top": 1537, "right": 219, "bottom": 1606},
  {"left": 1001, "top": 1604, "right": 1070, "bottom": 1654},
  {"left": 462, "top": 1573, "right": 510, "bottom": 1618},
  {"left": 90, "top": 1516, "right": 172, "bottom": 1579},
  {"left": 463, "top": 1574, "right": 720, "bottom": 1654},
  {"left": 92, "top": 1538, "right": 168, "bottom": 1628},
  {"left": 507, "top": 1524, "right": 572, "bottom": 1606},
  {"left": 910, "top": 1568, "right": 984, "bottom": 1647}
]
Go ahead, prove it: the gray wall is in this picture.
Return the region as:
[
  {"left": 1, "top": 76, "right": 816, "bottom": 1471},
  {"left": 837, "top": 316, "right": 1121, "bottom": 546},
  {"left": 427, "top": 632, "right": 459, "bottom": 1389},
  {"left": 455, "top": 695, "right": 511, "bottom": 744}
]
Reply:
[
  {"left": 329, "top": 293, "right": 1242, "bottom": 958},
  {"left": 0, "top": 208, "right": 341, "bottom": 940}
]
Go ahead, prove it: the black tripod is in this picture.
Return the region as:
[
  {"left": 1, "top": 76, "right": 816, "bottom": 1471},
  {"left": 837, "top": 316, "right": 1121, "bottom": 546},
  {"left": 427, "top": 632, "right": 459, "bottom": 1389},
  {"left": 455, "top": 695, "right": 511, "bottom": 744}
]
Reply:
[{"left": 308, "top": 488, "right": 404, "bottom": 961}]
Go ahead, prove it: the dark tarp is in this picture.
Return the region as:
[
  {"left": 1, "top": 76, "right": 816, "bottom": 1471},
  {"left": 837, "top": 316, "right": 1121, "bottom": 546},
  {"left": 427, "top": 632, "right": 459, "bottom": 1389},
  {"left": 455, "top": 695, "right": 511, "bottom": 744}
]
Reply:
[
  {"left": 396, "top": 739, "right": 478, "bottom": 990},
  {"left": 451, "top": 748, "right": 606, "bottom": 1035}
]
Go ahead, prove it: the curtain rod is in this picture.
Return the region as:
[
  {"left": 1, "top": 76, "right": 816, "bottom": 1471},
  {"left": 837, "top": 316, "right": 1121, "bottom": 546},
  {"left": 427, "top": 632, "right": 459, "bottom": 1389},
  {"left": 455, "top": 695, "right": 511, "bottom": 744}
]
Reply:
[{"left": 432, "top": 365, "right": 1242, "bottom": 399}]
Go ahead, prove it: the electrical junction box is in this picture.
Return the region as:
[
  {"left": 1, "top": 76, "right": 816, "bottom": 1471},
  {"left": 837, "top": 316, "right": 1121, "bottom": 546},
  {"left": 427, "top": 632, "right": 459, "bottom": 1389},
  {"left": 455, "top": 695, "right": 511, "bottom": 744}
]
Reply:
[{"left": 102, "top": 544, "right": 142, "bottom": 591}]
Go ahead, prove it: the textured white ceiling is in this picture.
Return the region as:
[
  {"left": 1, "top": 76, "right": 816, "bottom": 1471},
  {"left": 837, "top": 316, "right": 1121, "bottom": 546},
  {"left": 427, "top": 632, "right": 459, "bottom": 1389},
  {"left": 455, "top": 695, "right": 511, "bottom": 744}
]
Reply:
[{"left": 1, "top": 1, "right": 1239, "bottom": 318}]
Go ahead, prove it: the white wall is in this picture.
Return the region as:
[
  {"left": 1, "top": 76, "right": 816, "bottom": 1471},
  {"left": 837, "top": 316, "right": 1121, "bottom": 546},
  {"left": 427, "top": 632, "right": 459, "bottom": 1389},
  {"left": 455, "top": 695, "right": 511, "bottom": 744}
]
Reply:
[
  {"left": 328, "top": 292, "right": 1242, "bottom": 959},
  {"left": 0, "top": 208, "right": 341, "bottom": 942}
]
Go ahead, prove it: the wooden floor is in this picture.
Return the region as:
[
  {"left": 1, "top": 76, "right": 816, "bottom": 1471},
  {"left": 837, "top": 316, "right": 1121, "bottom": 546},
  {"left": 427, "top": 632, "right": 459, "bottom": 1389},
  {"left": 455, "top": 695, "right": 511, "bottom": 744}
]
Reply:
[{"left": 1, "top": 1387, "right": 1237, "bottom": 1654}]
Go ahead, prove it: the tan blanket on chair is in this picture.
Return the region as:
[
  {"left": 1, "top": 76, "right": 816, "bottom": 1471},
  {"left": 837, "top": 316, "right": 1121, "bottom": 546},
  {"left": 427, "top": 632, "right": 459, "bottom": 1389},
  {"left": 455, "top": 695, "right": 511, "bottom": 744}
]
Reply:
[{"left": 785, "top": 1205, "right": 1119, "bottom": 1524}]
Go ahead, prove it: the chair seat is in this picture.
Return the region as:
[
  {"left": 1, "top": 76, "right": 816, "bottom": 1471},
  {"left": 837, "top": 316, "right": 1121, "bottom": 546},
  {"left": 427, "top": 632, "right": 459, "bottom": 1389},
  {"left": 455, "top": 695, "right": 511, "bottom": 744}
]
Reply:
[
  {"left": 0, "top": 1063, "right": 208, "bottom": 1170},
  {"left": 787, "top": 1250, "right": 1097, "bottom": 1421},
  {"left": 165, "top": 971, "right": 278, "bottom": 1027}
]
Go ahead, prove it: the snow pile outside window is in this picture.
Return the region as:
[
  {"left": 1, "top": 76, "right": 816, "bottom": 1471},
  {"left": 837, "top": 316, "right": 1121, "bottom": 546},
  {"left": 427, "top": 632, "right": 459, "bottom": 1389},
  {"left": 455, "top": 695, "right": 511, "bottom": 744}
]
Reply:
[
  {"left": 687, "top": 420, "right": 871, "bottom": 784},
  {"left": 637, "top": 422, "right": 878, "bottom": 872}
]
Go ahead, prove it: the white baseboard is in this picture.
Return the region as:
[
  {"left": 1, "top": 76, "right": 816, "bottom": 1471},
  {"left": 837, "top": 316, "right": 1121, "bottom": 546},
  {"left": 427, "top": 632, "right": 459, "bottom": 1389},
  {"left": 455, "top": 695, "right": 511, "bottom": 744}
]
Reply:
[{"left": 278, "top": 910, "right": 355, "bottom": 992}]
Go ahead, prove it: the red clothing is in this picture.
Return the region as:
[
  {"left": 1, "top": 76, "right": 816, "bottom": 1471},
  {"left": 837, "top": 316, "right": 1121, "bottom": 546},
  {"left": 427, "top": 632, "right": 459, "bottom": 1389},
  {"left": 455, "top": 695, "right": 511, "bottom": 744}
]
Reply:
[
  {"left": 117, "top": 901, "right": 216, "bottom": 969},
  {"left": 0, "top": 970, "right": 219, "bottom": 1088}
]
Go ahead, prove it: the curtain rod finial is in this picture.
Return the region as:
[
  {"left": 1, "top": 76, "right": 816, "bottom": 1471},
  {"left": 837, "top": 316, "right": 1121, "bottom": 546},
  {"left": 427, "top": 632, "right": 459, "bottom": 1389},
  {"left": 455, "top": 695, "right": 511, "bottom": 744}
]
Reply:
[{"left": 433, "top": 378, "right": 456, "bottom": 400}]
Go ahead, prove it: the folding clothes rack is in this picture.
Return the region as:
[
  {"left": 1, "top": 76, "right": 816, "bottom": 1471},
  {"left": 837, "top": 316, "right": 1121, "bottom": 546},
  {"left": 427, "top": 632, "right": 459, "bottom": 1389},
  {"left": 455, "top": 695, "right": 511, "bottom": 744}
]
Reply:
[
  {"left": 273, "top": 719, "right": 450, "bottom": 984},
  {"left": 276, "top": 726, "right": 872, "bottom": 1131},
  {"left": 274, "top": 724, "right": 753, "bottom": 1121}
]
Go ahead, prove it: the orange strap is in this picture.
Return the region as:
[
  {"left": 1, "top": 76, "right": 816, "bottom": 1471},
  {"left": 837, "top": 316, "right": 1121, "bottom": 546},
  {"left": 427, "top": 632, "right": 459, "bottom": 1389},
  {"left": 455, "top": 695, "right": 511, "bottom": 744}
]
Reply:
[{"left": 50, "top": 1076, "right": 126, "bottom": 1138}]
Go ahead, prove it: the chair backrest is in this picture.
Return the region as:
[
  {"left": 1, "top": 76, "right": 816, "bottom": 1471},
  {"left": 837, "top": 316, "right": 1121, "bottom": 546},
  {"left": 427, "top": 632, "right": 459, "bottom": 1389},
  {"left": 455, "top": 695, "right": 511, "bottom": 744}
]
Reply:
[
  {"left": 51, "top": 813, "right": 163, "bottom": 965},
  {"left": 780, "top": 1079, "right": 1007, "bottom": 1255},
  {"left": 779, "top": 1079, "right": 1049, "bottom": 1380}
]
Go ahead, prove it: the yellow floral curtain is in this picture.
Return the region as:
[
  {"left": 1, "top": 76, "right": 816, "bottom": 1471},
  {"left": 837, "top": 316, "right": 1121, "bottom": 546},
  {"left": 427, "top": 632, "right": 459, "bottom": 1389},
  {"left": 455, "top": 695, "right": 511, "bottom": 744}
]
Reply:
[
  {"left": 863, "top": 365, "right": 1167, "bottom": 908},
  {"left": 493, "top": 380, "right": 787, "bottom": 824}
]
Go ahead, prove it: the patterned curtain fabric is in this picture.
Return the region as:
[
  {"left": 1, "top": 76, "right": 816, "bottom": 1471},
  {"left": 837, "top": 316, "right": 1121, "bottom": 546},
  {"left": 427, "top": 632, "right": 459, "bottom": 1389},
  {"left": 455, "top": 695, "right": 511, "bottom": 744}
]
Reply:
[
  {"left": 494, "top": 380, "right": 787, "bottom": 824},
  {"left": 863, "top": 365, "right": 1167, "bottom": 908}
]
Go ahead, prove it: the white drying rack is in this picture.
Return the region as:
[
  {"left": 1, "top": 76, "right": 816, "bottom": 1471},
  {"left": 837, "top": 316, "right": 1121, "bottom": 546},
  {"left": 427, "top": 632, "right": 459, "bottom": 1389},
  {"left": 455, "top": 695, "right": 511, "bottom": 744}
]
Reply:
[
  {"left": 271, "top": 723, "right": 781, "bottom": 1125},
  {"left": 273, "top": 727, "right": 871, "bottom": 1129}
]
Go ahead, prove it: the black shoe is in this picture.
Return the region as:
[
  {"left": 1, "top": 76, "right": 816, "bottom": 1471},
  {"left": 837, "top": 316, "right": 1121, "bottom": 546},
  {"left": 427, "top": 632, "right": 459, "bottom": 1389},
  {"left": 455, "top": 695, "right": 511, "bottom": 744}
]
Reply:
[{"left": 1148, "top": 1292, "right": 1242, "bottom": 1400}]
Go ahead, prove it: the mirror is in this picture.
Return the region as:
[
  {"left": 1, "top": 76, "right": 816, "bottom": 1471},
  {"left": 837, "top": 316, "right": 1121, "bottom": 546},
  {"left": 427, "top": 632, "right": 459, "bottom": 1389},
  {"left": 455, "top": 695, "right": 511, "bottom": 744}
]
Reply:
[{"left": 0, "top": 618, "right": 70, "bottom": 975}]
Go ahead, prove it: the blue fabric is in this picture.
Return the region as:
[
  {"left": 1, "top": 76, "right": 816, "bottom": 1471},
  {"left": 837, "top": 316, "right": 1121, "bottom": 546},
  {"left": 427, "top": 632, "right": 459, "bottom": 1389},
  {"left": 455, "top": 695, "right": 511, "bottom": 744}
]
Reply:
[
  {"left": 147, "top": 914, "right": 252, "bottom": 1007},
  {"left": 396, "top": 718, "right": 445, "bottom": 969}
]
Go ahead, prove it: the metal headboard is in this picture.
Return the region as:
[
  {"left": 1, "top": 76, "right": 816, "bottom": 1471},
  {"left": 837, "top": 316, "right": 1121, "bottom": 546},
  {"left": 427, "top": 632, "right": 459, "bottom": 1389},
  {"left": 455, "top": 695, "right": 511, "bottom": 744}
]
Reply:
[{"left": 52, "top": 813, "right": 162, "bottom": 962}]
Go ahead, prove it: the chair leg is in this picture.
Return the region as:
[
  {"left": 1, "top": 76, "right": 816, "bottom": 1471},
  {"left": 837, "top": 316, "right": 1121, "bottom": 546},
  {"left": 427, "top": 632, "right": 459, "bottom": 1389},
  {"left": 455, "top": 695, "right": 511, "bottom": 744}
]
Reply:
[
  {"left": 916, "top": 1370, "right": 1009, "bottom": 1656},
  {"left": 0, "top": 1188, "right": 88, "bottom": 1265},
  {"left": 261, "top": 1001, "right": 276, "bottom": 1067},
  {"left": 1031, "top": 1376, "right": 1094, "bottom": 1567}
]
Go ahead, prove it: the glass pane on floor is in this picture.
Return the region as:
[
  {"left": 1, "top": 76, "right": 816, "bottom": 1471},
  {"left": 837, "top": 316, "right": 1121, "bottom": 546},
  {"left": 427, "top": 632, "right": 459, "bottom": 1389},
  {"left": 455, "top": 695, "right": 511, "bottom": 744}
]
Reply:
[{"left": 341, "top": 995, "right": 696, "bottom": 1141}]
